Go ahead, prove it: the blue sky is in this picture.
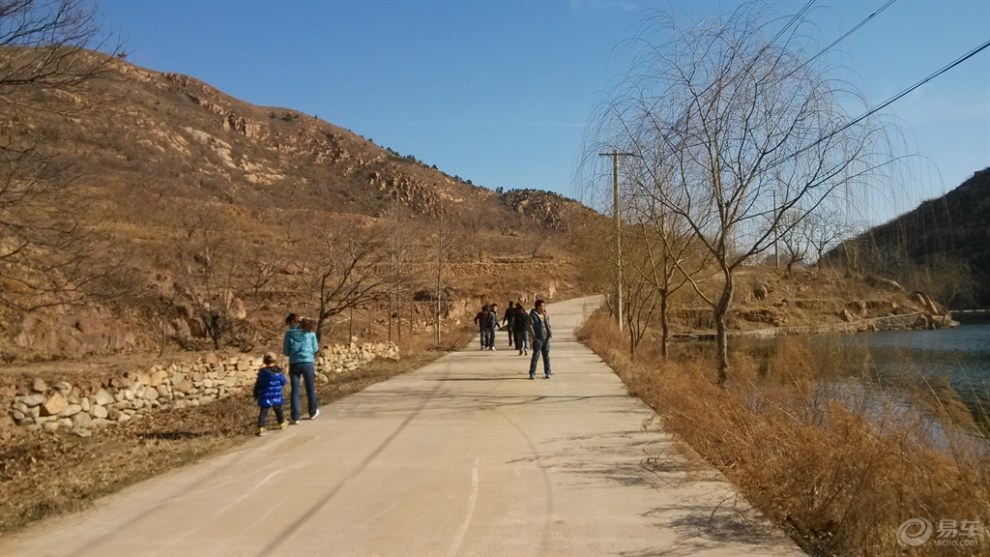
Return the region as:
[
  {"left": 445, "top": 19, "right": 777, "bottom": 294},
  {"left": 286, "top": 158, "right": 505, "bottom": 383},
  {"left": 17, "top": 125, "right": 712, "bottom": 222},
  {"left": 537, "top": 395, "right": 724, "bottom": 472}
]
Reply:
[{"left": 94, "top": 0, "right": 989, "bottom": 225}]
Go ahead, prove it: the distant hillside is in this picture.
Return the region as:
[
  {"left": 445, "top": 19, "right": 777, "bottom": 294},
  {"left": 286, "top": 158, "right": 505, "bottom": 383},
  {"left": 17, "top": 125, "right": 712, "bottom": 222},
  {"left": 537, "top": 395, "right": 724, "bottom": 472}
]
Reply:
[
  {"left": 829, "top": 168, "right": 990, "bottom": 308},
  {"left": 0, "top": 51, "right": 601, "bottom": 360},
  {"left": 29, "top": 61, "right": 596, "bottom": 226}
]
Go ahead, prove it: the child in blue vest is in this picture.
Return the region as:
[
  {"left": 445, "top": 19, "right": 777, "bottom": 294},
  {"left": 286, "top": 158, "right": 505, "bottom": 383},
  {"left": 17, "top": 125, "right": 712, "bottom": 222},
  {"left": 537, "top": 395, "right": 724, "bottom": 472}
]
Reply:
[{"left": 253, "top": 352, "right": 287, "bottom": 436}]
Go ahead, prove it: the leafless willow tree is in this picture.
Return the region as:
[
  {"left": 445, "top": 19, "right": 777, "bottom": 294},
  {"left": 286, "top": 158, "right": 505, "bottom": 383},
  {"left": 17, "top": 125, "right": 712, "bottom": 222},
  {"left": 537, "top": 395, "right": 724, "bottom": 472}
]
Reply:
[
  {"left": 601, "top": 6, "right": 889, "bottom": 383},
  {"left": 310, "top": 219, "right": 389, "bottom": 345},
  {"left": 0, "top": 0, "right": 123, "bottom": 311}
]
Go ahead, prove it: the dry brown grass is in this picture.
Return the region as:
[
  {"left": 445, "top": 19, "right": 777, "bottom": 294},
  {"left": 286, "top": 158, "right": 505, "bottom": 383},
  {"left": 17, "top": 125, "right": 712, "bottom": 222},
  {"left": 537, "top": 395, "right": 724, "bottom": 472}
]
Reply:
[
  {"left": 0, "top": 324, "right": 475, "bottom": 536},
  {"left": 578, "top": 310, "right": 990, "bottom": 556}
]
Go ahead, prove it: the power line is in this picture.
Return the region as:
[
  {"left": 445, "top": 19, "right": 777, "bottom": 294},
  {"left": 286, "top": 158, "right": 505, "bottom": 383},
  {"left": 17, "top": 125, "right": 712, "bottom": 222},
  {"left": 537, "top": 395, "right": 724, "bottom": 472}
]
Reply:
[
  {"left": 792, "top": 0, "right": 899, "bottom": 76},
  {"left": 789, "top": 38, "right": 990, "bottom": 161},
  {"left": 768, "top": 0, "right": 817, "bottom": 46},
  {"left": 842, "top": 38, "right": 990, "bottom": 137},
  {"left": 884, "top": 41, "right": 986, "bottom": 115},
  {"left": 750, "top": 0, "right": 816, "bottom": 75}
]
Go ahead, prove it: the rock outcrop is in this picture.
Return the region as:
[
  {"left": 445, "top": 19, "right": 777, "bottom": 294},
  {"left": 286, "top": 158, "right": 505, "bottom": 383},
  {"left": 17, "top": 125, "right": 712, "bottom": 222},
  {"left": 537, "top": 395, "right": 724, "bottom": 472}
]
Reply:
[{"left": 499, "top": 188, "right": 596, "bottom": 231}]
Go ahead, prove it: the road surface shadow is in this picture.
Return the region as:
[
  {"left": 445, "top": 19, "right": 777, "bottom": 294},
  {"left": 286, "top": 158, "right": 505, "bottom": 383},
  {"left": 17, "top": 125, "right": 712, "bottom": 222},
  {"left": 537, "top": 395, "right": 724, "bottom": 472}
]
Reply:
[
  {"left": 136, "top": 431, "right": 211, "bottom": 440},
  {"left": 611, "top": 502, "right": 793, "bottom": 557},
  {"left": 429, "top": 377, "right": 533, "bottom": 382}
]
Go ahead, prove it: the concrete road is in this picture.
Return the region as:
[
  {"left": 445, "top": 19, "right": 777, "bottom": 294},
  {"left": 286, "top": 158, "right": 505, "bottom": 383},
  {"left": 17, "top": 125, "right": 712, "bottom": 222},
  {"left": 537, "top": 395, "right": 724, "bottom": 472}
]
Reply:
[{"left": 3, "top": 296, "right": 802, "bottom": 557}]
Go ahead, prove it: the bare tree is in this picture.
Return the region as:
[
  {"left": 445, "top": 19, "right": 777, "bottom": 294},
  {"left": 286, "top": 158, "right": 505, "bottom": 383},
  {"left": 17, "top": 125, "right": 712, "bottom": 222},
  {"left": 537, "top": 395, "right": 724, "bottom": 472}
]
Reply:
[
  {"left": 0, "top": 0, "right": 119, "bottom": 98},
  {"left": 779, "top": 211, "right": 808, "bottom": 275},
  {"left": 910, "top": 255, "right": 976, "bottom": 308},
  {"left": 777, "top": 203, "right": 855, "bottom": 274},
  {"left": 620, "top": 236, "right": 658, "bottom": 358},
  {"left": 802, "top": 206, "right": 854, "bottom": 269},
  {"left": 574, "top": 217, "right": 618, "bottom": 318},
  {"left": 626, "top": 159, "right": 706, "bottom": 358},
  {"left": 382, "top": 202, "right": 415, "bottom": 344},
  {"left": 310, "top": 218, "right": 389, "bottom": 345},
  {"left": 247, "top": 258, "right": 277, "bottom": 308},
  {"left": 431, "top": 202, "right": 453, "bottom": 345},
  {"left": 0, "top": 0, "right": 124, "bottom": 311},
  {"left": 175, "top": 210, "right": 241, "bottom": 350},
  {"left": 529, "top": 234, "right": 548, "bottom": 260},
  {"left": 151, "top": 284, "right": 181, "bottom": 357},
  {"left": 602, "top": 6, "right": 888, "bottom": 383}
]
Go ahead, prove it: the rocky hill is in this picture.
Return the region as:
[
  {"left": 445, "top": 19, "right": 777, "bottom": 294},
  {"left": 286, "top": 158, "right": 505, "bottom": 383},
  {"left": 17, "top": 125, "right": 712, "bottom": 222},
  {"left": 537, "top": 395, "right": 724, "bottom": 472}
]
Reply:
[
  {"left": 0, "top": 51, "right": 600, "bottom": 360},
  {"left": 827, "top": 168, "right": 990, "bottom": 308},
  {"left": 30, "top": 61, "right": 595, "bottom": 225}
]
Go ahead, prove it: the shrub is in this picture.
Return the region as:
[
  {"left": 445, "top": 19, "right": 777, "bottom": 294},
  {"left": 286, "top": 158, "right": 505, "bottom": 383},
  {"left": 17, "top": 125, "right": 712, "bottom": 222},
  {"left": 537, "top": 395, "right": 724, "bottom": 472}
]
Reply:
[{"left": 578, "top": 310, "right": 990, "bottom": 556}]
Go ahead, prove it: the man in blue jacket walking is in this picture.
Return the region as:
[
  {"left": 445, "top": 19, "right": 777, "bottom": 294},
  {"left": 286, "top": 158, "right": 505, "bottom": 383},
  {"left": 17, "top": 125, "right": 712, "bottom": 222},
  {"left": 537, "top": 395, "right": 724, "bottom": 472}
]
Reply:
[
  {"left": 282, "top": 313, "right": 320, "bottom": 423},
  {"left": 527, "top": 300, "right": 552, "bottom": 379}
]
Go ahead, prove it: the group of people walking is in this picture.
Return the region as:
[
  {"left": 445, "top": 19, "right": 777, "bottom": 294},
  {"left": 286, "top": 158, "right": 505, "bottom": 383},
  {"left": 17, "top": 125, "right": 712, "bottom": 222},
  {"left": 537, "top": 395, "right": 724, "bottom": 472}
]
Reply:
[
  {"left": 254, "top": 300, "right": 555, "bottom": 435},
  {"left": 475, "top": 299, "right": 553, "bottom": 380},
  {"left": 252, "top": 313, "right": 321, "bottom": 436},
  {"left": 473, "top": 302, "right": 503, "bottom": 351}
]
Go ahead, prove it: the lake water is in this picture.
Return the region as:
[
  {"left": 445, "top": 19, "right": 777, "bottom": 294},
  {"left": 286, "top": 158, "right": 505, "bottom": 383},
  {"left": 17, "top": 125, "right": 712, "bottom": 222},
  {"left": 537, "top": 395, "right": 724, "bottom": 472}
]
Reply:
[
  {"left": 739, "top": 323, "right": 990, "bottom": 427},
  {"left": 810, "top": 323, "right": 990, "bottom": 423}
]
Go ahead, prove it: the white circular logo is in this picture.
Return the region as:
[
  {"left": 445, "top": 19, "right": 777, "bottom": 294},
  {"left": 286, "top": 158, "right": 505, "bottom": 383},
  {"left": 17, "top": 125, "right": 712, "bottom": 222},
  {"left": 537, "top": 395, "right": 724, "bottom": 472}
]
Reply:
[{"left": 897, "top": 518, "right": 933, "bottom": 547}]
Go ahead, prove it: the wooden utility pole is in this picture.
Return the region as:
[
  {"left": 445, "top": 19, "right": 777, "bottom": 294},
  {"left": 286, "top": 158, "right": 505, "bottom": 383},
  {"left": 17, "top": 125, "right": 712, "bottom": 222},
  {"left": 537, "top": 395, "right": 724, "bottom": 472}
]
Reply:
[{"left": 599, "top": 151, "right": 635, "bottom": 333}]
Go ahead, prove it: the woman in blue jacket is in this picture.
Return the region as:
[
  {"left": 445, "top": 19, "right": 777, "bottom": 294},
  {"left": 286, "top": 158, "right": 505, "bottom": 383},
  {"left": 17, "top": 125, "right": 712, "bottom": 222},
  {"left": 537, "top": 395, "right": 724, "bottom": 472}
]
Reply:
[{"left": 282, "top": 313, "right": 320, "bottom": 423}]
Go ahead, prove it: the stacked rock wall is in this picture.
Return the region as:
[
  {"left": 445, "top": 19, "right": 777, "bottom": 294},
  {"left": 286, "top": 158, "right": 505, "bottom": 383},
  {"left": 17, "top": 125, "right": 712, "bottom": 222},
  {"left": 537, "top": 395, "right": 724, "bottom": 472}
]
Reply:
[{"left": 4, "top": 342, "right": 399, "bottom": 438}]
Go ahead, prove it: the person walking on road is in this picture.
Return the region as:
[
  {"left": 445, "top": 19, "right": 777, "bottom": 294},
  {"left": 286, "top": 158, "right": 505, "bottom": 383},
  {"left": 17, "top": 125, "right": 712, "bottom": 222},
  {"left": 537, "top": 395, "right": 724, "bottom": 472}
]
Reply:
[
  {"left": 528, "top": 300, "right": 552, "bottom": 379},
  {"left": 252, "top": 352, "right": 287, "bottom": 436},
  {"left": 512, "top": 302, "right": 529, "bottom": 356},
  {"left": 502, "top": 301, "right": 515, "bottom": 347},
  {"left": 282, "top": 313, "right": 320, "bottom": 423},
  {"left": 474, "top": 304, "right": 492, "bottom": 350},
  {"left": 474, "top": 305, "right": 490, "bottom": 350},
  {"left": 486, "top": 302, "right": 500, "bottom": 351}
]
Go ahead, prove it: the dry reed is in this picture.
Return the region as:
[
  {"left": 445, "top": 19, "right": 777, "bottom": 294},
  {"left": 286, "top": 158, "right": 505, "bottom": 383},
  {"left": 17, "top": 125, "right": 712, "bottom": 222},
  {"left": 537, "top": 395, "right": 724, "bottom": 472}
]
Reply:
[{"left": 578, "top": 310, "right": 990, "bottom": 556}]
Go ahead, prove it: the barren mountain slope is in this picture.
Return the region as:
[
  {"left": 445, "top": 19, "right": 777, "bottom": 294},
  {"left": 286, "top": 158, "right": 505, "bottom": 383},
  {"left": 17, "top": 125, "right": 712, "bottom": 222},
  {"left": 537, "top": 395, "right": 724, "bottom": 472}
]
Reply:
[
  {"left": 0, "top": 54, "right": 600, "bottom": 360},
  {"left": 825, "top": 168, "right": 990, "bottom": 308}
]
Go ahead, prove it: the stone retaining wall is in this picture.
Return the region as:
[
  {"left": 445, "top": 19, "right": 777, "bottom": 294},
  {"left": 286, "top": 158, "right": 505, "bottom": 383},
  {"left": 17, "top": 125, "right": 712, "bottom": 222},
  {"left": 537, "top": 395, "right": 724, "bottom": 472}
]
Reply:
[
  {"left": 684, "top": 312, "right": 958, "bottom": 342},
  {"left": 4, "top": 342, "right": 399, "bottom": 438}
]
